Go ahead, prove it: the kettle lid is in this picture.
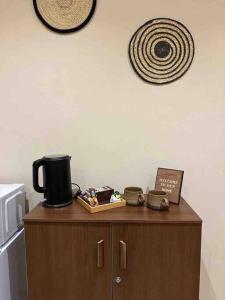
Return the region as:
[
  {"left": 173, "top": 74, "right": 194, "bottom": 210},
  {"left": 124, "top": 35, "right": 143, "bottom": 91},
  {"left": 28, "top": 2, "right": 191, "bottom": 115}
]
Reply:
[{"left": 43, "top": 154, "right": 71, "bottom": 161}]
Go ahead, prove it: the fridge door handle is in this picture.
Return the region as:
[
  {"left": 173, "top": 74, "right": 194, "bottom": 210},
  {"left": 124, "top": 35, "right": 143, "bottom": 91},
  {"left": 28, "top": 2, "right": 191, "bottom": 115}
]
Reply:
[{"left": 5, "top": 191, "right": 22, "bottom": 234}]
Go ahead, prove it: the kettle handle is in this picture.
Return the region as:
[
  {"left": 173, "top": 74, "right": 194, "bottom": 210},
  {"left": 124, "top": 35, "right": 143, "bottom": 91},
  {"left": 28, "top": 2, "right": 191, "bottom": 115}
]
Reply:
[{"left": 33, "top": 159, "right": 46, "bottom": 193}]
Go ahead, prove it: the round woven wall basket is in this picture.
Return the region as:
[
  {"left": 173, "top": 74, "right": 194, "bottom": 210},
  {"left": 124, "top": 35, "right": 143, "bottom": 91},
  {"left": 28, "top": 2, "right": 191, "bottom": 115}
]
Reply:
[
  {"left": 129, "top": 18, "right": 195, "bottom": 85},
  {"left": 33, "top": 0, "right": 96, "bottom": 33}
]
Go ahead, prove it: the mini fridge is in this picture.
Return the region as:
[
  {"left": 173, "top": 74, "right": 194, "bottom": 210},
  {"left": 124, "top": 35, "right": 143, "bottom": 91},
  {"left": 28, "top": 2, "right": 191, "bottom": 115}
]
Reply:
[{"left": 0, "top": 184, "right": 28, "bottom": 300}]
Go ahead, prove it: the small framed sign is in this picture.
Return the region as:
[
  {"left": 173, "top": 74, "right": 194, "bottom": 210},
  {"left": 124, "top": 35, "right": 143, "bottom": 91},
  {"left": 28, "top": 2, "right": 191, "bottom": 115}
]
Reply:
[{"left": 155, "top": 168, "right": 184, "bottom": 205}]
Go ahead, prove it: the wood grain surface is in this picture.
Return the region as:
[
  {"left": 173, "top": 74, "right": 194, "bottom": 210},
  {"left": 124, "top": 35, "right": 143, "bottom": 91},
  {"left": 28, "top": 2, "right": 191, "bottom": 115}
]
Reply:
[
  {"left": 25, "top": 223, "right": 111, "bottom": 300},
  {"left": 24, "top": 198, "right": 201, "bottom": 224},
  {"left": 112, "top": 223, "right": 201, "bottom": 300},
  {"left": 24, "top": 198, "right": 202, "bottom": 300}
]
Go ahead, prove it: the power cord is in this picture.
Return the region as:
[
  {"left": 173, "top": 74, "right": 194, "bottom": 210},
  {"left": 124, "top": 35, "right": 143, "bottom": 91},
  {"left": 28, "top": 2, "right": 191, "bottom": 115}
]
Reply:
[{"left": 72, "top": 183, "right": 81, "bottom": 198}]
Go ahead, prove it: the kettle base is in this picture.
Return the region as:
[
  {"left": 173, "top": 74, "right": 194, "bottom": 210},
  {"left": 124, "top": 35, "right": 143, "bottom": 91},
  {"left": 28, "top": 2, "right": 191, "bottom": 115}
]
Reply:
[{"left": 42, "top": 200, "right": 73, "bottom": 208}]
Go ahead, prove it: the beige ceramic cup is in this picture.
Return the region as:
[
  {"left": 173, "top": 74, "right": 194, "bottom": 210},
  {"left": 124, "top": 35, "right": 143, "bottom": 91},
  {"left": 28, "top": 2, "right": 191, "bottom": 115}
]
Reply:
[
  {"left": 124, "top": 187, "right": 145, "bottom": 206},
  {"left": 147, "top": 190, "right": 169, "bottom": 211}
]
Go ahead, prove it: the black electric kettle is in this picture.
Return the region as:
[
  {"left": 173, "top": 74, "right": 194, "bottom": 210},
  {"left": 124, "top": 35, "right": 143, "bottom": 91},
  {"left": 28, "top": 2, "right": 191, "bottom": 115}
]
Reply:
[{"left": 33, "top": 154, "right": 73, "bottom": 208}]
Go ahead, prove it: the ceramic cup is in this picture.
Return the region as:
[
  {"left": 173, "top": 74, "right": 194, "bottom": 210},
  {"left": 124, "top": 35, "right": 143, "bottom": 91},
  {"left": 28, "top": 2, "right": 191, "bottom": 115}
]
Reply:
[
  {"left": 147, "top": 190, "right": 169, "bottom": 211},
  {"left": 124, "top": 187, "right": 145, "bottom": 206}
]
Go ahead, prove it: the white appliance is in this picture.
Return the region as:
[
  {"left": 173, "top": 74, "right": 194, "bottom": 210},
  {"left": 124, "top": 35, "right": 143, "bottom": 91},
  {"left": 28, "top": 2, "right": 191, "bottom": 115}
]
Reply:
[{"left": 0, "top": 184, "right": 27, "bottom": 300}]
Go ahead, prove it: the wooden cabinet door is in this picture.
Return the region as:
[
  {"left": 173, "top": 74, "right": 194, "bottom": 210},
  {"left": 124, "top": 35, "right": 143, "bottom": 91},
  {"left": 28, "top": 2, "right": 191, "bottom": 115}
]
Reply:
[
  {"left": 25, "top": 223, "right": 111, "bottom": 300},
  {"left": 112, "top": 223, "right": 201, "bottom": 300}
]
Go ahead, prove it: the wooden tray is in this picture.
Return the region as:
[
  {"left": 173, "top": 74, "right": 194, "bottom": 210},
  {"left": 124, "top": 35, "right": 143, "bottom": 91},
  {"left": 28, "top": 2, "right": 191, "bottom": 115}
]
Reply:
[{"left": 77, "top": 197, "right": 126, "bottom": 213}]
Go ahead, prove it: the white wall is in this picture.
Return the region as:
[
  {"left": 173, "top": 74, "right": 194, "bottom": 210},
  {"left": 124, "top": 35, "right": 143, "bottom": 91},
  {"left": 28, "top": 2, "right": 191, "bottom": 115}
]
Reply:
[{"left": 1, "top": 0, "right": 225, "bottom": 299}]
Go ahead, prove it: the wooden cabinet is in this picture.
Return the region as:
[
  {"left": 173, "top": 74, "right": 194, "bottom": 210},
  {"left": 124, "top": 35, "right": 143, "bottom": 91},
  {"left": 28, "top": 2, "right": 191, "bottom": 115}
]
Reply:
[
  {"left": 24, "top": 199, "right": 202, "bottom": 300},
  {"left": 112, "top": 224, "right": 201, "bottom": 300},
  {"left": 25, "top": 223, "right": 111, "bottom": 300}
]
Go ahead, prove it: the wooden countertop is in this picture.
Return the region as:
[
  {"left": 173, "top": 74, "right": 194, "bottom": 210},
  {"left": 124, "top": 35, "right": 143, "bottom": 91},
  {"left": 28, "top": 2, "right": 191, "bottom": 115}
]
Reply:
[{"left": 24, "top": 198, "right": 202, "bottom": 224}]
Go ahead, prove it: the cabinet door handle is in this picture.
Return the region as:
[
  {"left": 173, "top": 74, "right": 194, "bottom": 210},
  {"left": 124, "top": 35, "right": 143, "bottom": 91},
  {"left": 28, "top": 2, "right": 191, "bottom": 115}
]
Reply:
[
  {"left": 120, "top": 240, "right": 127, "bottom": 269},
  {"left": 97, "top": 240, "right": 104, "bottom": 268}
]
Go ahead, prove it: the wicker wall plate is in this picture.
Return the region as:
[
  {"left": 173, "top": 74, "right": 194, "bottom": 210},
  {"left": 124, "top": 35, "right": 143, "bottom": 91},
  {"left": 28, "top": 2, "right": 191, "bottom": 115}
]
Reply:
[
  {"left": 129, "top": 18, "right": 195, "bottom": 84},
  {"left": 33, "top": 0, "right": 96, "bottom": 33}
]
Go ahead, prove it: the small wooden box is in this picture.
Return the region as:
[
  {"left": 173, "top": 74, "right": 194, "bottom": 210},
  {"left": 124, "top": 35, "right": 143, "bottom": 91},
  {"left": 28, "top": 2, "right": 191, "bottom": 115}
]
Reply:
[
  {"left": 94, "top": 187, "right": 114, "bottom": 204},
  {"left": 77, "top": 197, "right": 126, "bottom": 213}
]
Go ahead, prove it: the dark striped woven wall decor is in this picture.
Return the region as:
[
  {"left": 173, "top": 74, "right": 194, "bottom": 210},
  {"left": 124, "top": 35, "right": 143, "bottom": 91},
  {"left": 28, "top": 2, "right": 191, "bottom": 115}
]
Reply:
[{"left": 129, "top": 18, "right": 195, "bottom": 85}]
